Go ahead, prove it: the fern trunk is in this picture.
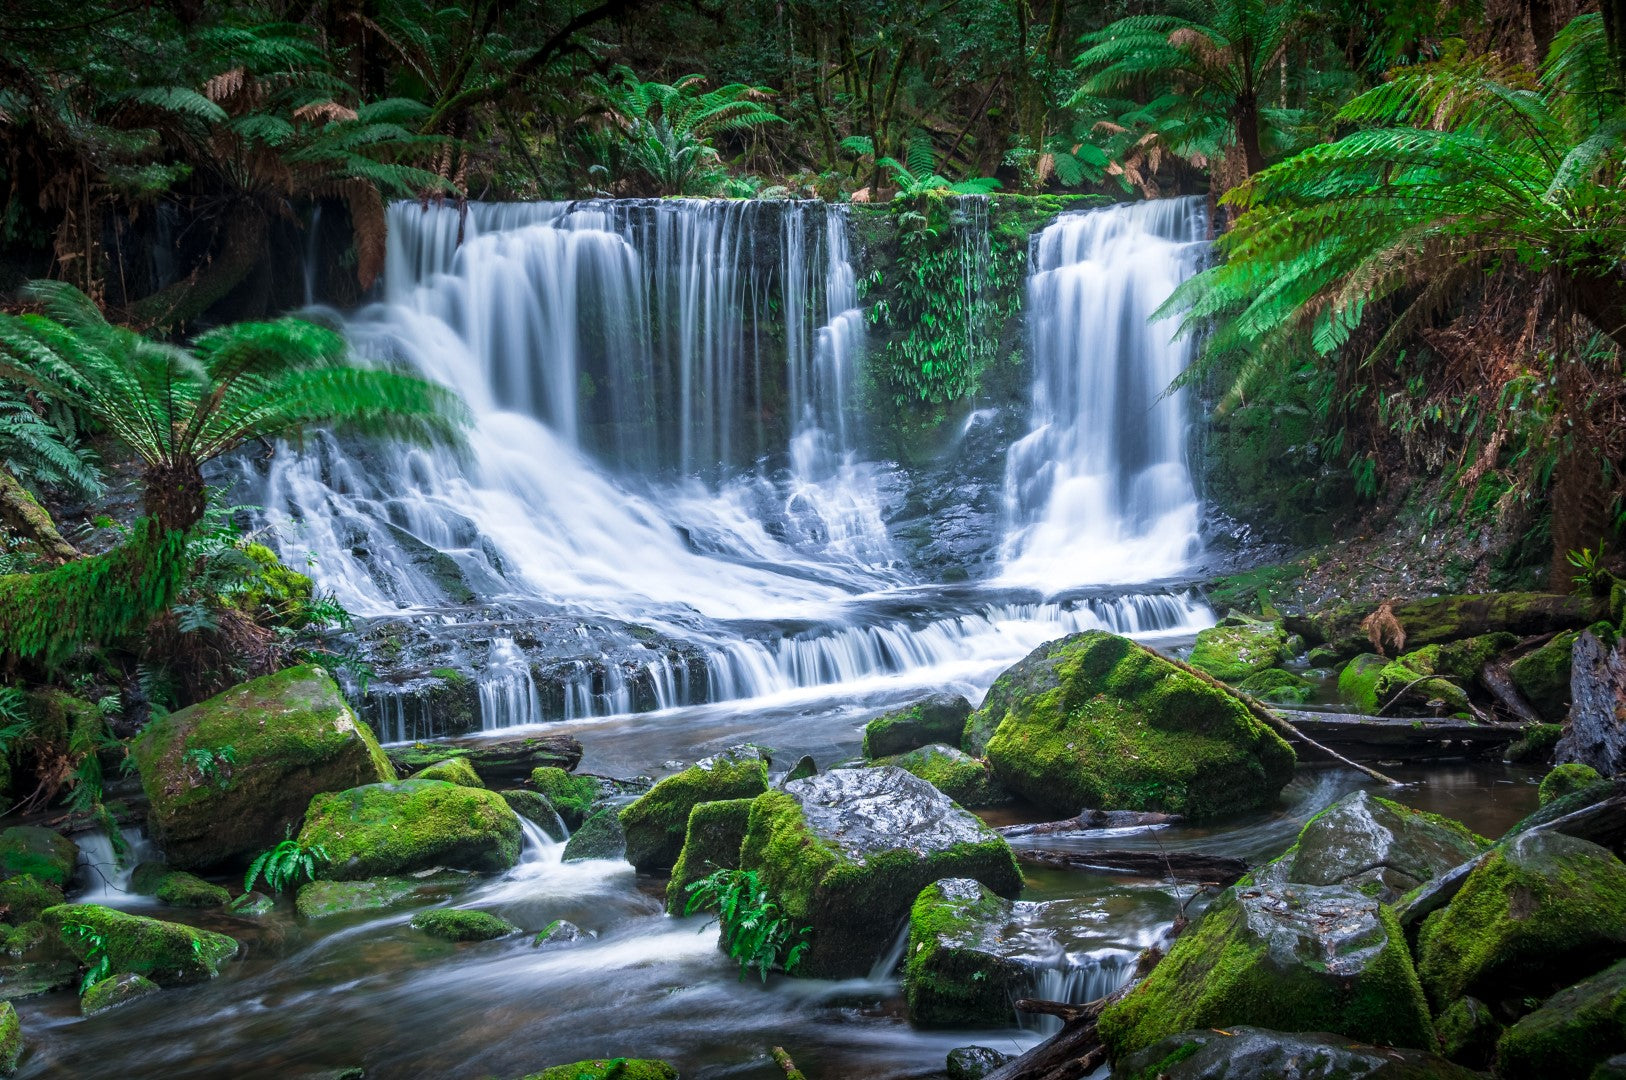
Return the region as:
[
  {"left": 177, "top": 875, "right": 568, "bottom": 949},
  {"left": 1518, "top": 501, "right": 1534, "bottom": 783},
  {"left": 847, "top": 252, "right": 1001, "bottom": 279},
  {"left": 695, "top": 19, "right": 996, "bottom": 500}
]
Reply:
[{"left": 143, "top": 460, "right": 208, "bottom": 533}]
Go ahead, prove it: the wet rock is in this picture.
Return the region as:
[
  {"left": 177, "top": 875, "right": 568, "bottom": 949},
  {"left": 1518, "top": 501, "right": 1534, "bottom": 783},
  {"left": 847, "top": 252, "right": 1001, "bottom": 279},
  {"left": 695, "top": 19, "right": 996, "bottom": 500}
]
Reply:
[
  {"left": 784, "top": 755, "right": 818, "bottom": 783},
  {"left": 0, "top": 827, "right": 77, "bottom": 889},
  {"left": 1254, "top": 790, "right": 1486, "bottom": 903},
  {"left": 666, "top": 798, "right": 753, "bottom": 914},
  {"left": 1505, "top": 722, "right": 1565, "bottom": 764},
  {"left": 1436, "top": 995, "right": 1502, "bottom": 1069},
  {"left": 0, "top": 924, "right": 44, "bottom": 958},
  {"left": 620, "top": 750, "right": 769, "bottom": 872},
  {"left": 299, "top": 778, "right": 523, "bottom": 879},
  {"left": 519, "top": 1061, "right": 676, "bottom": 1080},
  {"left": 1337, "top": 652, "right": 1468, "bottom": 714},
  {"left": 79, "top": 972, "right": 160, "bottom": 1016},
  {"left": 1542, "top": 763, "right": 1604, "bottom": 805},
  {"left": 132, "top": 665, "right": 395, "bottom": 869},
  {"left": 1188, "top": 620, "right": 1289, "bottom": 682},
  {"left": 1556, "top": 628, "right": 1626, "bottom": 777},
  {"left": 1503, "top": 776, "right": 1623, "bottom": 839},
  {"left": 499, "top": 790, "right": 566, "bottom": 841},
  {"left": 1336, "top": 654, "right": 1390, "bottom": 712},
  {"left": 0, "top": 1001, "right": 18, "bottom": 1076},
  {"left": 413, "top": 757, "right": 484, "bottom": 788},
  {"left": 129, "top": 864, "right": 230, "bottom": 908},
  {"left": 1598, "top": 1054, "right": 1626, "bottom": 1080},
  {"left": 529, "top": 767, "right": 600, "bottom": 829},
  {"left": 295, "top": 871, "right": 471, "bottom": 920},
  {"left": 227, "top": 891, "right": 275, "bottom": 917},
  {"left": 862, "top": 694, "right": 974, "bottom": 759},
  {"left": 533, "top": 919, "right": 587, "bottom": 948},
  {"left": 1496, "top": 957, "right": 1626, "bottom": 1079},
  {"left": 1111, "top": 1026, "right": 1479, "bottom": 1079},
  {"left": 561, "top": 808, "right": 625, "bottom": 863},
  {"left": 977, "top": 631, "right": 1295, "bottom": 818},
  {"left": 0, "top": 876, "right": 61, "bottom": 925},
  {"left": 42, "top": 903, "right": 238, "bottom": 986},
  {"left": 946, "top": 1045, "right": 1010, "bottom": 1080},
  {"left": 386, "top": 734, "right": 581, "bottom": 787},
  {"left": 410, "top": 908, "right": 517, "bottom": 942},
  {"left": 1235, "top": 667, "right": 1314, "bottom": 705},
  {"left": 875, "top": 744, "right": 1007, "bottom": 808},
  {"left": 738, "top": 766, "right": 1022, "bottom": 979},
  {"left": 0, "top": 957, "right": 76, "bottom": 1001},
  {"left": 1417, "top": 830, "right": 1626, "bottom": 1007},
  {"left": 1511, "top": 630, "right": 1579, "bottom": 722},
  {"left": 1098, "top": 883, "right": 1433, "bottom": 1057},
  {"left": 905, "top": 878, "right": 1030, "bottom": 1025}
]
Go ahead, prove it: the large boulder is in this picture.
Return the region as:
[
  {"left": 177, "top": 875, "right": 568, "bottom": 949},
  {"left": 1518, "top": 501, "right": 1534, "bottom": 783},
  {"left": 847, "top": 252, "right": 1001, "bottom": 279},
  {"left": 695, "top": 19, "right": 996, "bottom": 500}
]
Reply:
[
  {"left": 132, "top": 665, "right": 395, "bottom": 869},
  {"left": 1098, "top": 883, "right": 1433, "bottom": 1058},
  {"left": 1496, "top": 957, "right": 1626, "bottom": 1079},
  {"left": 875, "top": 744, "right": 1006, "bottom": 808},
  {"left": 1111, "top": 1026, "right": 1480, "bottom": 1080},
  {"left": 976, "top": 632, "right": 1295, "bottom": 818},
  {"left": 41, "top": 904, "right": 238, "bottom": 986},
  {"left": 862, "top": 693, "right": 973, "bottom": 759},
  {"left": 666, "top": 798, "right": 753, "bottom": 914},
  {"left": 560, "top": 808, "right": 626, "bottom": 863},
  {"left": 738, "top": 767, "right": 1022, "bottom": 979},
  {"left": 0, "top": 828, "right": 77, "bottom": 890},
  {"left": 298, "top": 778, "right": 522, "bottom": 880},
  {"left": 1417, "top": 830, "right": 1626, "bottom": 1008},
  {"left": 1556, "top": 628, "right": 1626, "bottom": 777},
  {"left": 1187, "top": 620, "right": 1289, "bottom": 682},
  {"left": 1511, "top": 630, "right": 1579, "bottom": 722},
  {"left": 619, "top": 750, "right": 768, "bottom": 872}
]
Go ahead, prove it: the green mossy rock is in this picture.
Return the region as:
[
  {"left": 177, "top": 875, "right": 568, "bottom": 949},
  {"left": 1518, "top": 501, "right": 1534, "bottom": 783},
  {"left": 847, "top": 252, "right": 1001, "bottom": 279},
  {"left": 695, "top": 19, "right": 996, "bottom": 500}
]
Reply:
[
  {"left": 1506, "top": 723, "right": 1565, "bottom": 764},
  {"left": 561, "top": 808, "right": 626, "bottom": 863},
  {"left": 294, "top": 871, "right": 471, "bottom": 920},
  {"left": 414, "top": 757, "right": 484, "bottom": 788},
  {"left": 410, "top": 908, "right": 517, "bottom": 942},
  {"left": 1511, "top": 630, "right": 1580, "bottom": 722},
  {"left": 1496, "top": 958, "right": 1626, "bottom": 1079},
  {"left": 500, "top": 790, "right": 566, "bottom": 841},
  {"left": 533, "top": 919, "right": 586, "bottom": 948},
  {"left": 79, "top": 971, "right": 160, "bottom": 1016},
  {"left": 1112, "top": 1026, "right": 1480, "bottom": 1080},
  {"left": 738, "top": 767, "right": 1022, "bottom": 979},
  {"left": 42, "top": 903, "right": 238, "bottom": 986},
  {"left": 0, "top": 922, "right": 45, "bottom": 958},
  {"left": 1398, "top": 632, "right": 1517, "bottom": 682},
  {"left": 1187, "top": 621, "right": 1289, "bottom": 682},
  {"left": 1339, "top": 653, "right": 1469, "bottom": 714},
  {"left": 863, "top": 694, "right": 973, "bottom": 759},
  {"left": 226, "top": 891, "right": 275, "bottom": 917},
  {"left": 1337, "top": 654, "right": 1389, "bottom": 712},
  {"left": 0, "top": 1001, "right": 18, "bottom": 1076},
  {"left": 876, "top": 744, "right": 1007, "bottom": 808},
  {"left": 1098, "top": 883, "right": 1433, "bottom": 1058},
  {"left": 666, "top": 798, "right": 753, "bottom": 914},
  {"left": 904, "top": 878, "right": 1029, "bottom": 1026},
  {"left": 0, "top": 876, "right": 61, "bottom": 925},
  {"left": 129, "top": 864, "right": 230, "bottom": 908},
  {"left": 947, "top": 1046, "right": 1010, "bottom": 1080},
  {"left": 0, "top": 955, "right": 76, "bottom": 1002},
  {"left": 619, "top": 751, "right": 768, "bottom": 871},
  {"left": 1596, "top": 1053, "right": 1626, "bottom": 1079},
  {"left": 1436, "top": 996, "right": 1503, "bottom": 1069},
  {"left": 979, "top": 632, "right": 1295, "bottom": 818},
  {"left": 1542, "top": 763, "right": 1604, "bottom": 805},
  {"left": 1235, "top": 668, "right": 1314, "bottom": 705},
  {"left": 132, "top": 665, "right": 395, "bottom": 869},
  {"left": 298, "top": 778, "right": 522, "bottom": 880},
  {"left": 385, "top": 734, "right": 581, "bottom": 787},
  {"left": 784, "top": 755, "right": 818, "bottom": 783},
  {"left": 529, "top": 767, "right": 599, "bottom": 830},
  {"left": 519, "top": 1060, "right": 677, "bottom": 1080},
  {"left": 1504, "top": 777, "right": 1622, "bottom": 839},
  {"left": 1417, "top": 830, "right": 1626, "bottom": 1008},
  {"left": 0, "top": 827, "right": 77, "bottom": 889}
]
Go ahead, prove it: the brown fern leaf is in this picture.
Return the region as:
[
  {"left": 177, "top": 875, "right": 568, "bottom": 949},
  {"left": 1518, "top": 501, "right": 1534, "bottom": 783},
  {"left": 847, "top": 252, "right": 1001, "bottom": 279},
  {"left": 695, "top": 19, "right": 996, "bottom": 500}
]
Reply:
[
  {"left": 342, "top": 179, "right": 387, "bottom": 292},
  {"left": 293, "top": 101, "right": 359, "bottom": 124},
  {"left": 204, "top": 67, "right": 246, "bottom": 103},
  {"left": 1361, "top": 599, "right": 1407, "bottom": 657}
]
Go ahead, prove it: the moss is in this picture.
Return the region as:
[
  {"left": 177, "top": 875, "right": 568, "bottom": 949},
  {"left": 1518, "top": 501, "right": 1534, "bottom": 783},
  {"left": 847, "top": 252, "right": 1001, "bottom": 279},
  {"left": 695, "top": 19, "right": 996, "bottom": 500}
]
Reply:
[
  {"left": 904, "top": 879, "right": 1026, "bottom": 1026},
  {"left": 0, "top": 827, "right": 77, "bottom": 889},
  {"left": 428, "top": 667, "right": 466, "bottom": 684},
  {"left": 294, "top": 872, "right": 470, "bottom": 920},
  {"left": 979, "top": 632, "right": 1296, "bottom": 818},
  {"left": 561, "top": 808, "right": 625, "bottom": 863},
  {"left": 1496, "top": 958, "right": 1626, "bottom": 1079},
  {"left": 500, "top": 789, "right": 566, "bottom": 841},
  {"left": 41, "top": 903, "right": 238, "bottom": 986},
  {"left": 1235, "top": 667, "right": 1315, "bottom": 705},
  {"left": 79, "top": 971, "right": 160, "bottom": 1016},
  {"left": 1187, "top": 621, "right": 1289, "bottom": 682},
  {"left": 783, "top": 755, "right": 817, "bottom": 782},
  {"left": 1542, "top": 763, "right": 1604, "bottom": 805},
  {"left": 1337, "top": 654, "right": 1389, "bottom": 712},
  {"left": 666, "top": 798, "right": 753, "bottom": 914},
  {"left": 128, "top": 864, "right": 230, "bottom": 909},
  {"left": 131, "top": 665, "right": 395, "bottom": 869},
  {"left": 530, "top": 767, "right": 599, "bottom": 830},
  {"left": 1504, "top": 779, "right": 1618, "bottom": 838},
  {"left": 409, "top": 908, "right": 517, "bottom": 942},
  {"left": 1417, "top": 831, "right": 1626, "bottom": 1007},
  {"left": 1437, "top": 996, "right": 1503, "bottom": 1069},
  {"left": 1511, "top": 630, "right": 1579, "bottom": 722},
  {"left": 0, "top": 876, "right": 62, "bottom": 925},
  {"left": 236, "top": 543, "right": 314, "bottom": 618},
  {"left": 876, "top": 744, "right": 1006, "bottom": 808},
  {"left": 298, "top": 778, "right": 522, "bottom": 880},
  {"left": 862, "top": 695, "right": 972, "bottom": 759},
  {"left": 1205, "top": 564, "right": 1308, "bottom": 617},
  {"left": 1506, "top": 723, "right": 1565, "bottom": 764},
  {"left": 0, "top": 921, "right": 45, "bottom": 957},
  {"left": 519, "top": 1060, "right": 677, "bottom": 1080},
  {"left": 0, "top": 1001, "right": 18, "bottom": 1076},
  {"left": 1398, "top": 632, "right": 1518, "bottom": 682},
  {"left": 414, "top": 757, "right": 484, "bottom": 788},
  {"left": 619, "top": 753, "right": 768, "bottom": 871}
]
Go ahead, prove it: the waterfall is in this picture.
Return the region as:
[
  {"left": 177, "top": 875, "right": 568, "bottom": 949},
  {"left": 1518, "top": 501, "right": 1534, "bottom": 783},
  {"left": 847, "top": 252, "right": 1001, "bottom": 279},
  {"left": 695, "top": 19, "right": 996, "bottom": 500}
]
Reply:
[{"left": 1000, "top": 197, "right": 1209, "bottom": 589}]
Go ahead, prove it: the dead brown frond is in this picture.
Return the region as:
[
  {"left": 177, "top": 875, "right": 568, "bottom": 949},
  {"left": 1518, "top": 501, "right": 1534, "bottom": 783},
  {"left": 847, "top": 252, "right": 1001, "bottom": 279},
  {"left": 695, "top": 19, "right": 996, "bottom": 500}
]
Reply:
[
  {"left": 293, "top": 101, "right": 360, "bottom": 124},
  {"left": 1361, "top": 599, "right": 1407, "bottom": 657}
]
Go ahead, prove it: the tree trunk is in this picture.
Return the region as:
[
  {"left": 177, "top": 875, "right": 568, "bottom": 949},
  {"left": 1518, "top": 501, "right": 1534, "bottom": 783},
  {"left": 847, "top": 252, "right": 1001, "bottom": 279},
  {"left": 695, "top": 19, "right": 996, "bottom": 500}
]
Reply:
[
  {"left": 143, "top": 460, "right": 207, "bottom": 533},
  {"left": 125, "top": 210, "right": 267, "bottom": 332},
  {"left": 1234, "top": 94, "right": 1267, "bottom": 179}
]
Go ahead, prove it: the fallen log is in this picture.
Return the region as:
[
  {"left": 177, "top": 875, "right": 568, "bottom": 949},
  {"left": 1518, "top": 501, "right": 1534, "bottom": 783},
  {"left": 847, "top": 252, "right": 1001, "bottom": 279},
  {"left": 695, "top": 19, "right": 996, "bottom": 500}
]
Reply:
[
  {"left": 1480, "top": 660, "right": 1544, "bottom": 726},
  {"left": 999, "top": 808, "right": 1182, "bottom": 838},
  {"left": 1273, "top": 709, "right": 1522, "bottom": 761},
  {"left": 385, "top": 732, "right": 583, "bottom": 786},
  {"left": 1015, "top": 998, "right": 1097, "bottom": 1023},
  {"left": 1014, "top": 846, "right": 1249, "bottom": 886}
]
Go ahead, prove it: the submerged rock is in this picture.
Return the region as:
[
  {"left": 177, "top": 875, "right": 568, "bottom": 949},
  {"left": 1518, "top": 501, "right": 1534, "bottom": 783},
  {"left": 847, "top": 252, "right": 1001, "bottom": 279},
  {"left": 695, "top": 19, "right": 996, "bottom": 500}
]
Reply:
[
  {"left": 1112, "top": 1026, "right": 1479, "bottom": 1079},
  {"left": 410, "top": 908, "right": 517, "bottom": 942},
  {"left": 738, "top": 766, "right": 1022, "bottom": 979},
  {"left": 295, "top": 871, "right": 470, "bottom": 920},
  {"left": 413, "top": 757, "right": 484, "bottom": 788},
  {"left": 519, "top": 1061, "right": 676, "bottom": 1080},
  {"left": 666, "top": 798, "right": 753, "bottom": 914},
  {"left": 561, "top": 808, "right": 626, "bottom": 863},
  {"left": 0, "top": 956, "right": 76, "bottom": 1002},
  {"left": 862, "top": 693, "right": 973, "bottom": 759},
  {"left": 1098, "top": 883, "right": 1433, "bottom": 1057},
  {"left": 1496, "top": 957, "right": 1626, "bottom": 1079},
  {"left": 533, "top": 920, "right": 587, "bottom": 948},
  {"left": 226, "top": 891, "right": 275, "bottom": 917},
  {"left": 977, "top": 631, "right": 1294, "bottom": 818},
  {"left": 0, "top": 827, "right": 77, "bottom": 889},
  {"left": 298, "top": 778, "right": 522, "bottom": 879},
  {"left": 1187, "top": 620, "right": 1289, "bottom": 682},
  {"left": 620, "top": 750, "right": 769, "bottom": 872},
  {"left": 875, "top": 744, "right": 1007, "bottom": 808},
  {"left": 42, "top": 903, "right": 238, "bottom": 986},
  {"left": 79, "top": 972, "right": 160, "bottom": 1016},
  {"left": 946, "top": 1045, "right": 1010, "bottom": 1080},
  {"left": 132, "top": 665, "right": 395, "bottom": 869}
]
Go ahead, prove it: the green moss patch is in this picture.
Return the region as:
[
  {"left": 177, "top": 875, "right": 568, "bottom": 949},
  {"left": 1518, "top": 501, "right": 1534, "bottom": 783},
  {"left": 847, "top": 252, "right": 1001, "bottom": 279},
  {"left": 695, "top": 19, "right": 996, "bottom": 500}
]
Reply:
[
  {"left": 529, "top": 767, "right": 599, "bottom": 830},
  {"left": 561, "top": 808, "right": 626, "bottom": 863},
  {"left": 1541, "top": 763, "right": 1603, "bottom": 806},
  {"left": 0, "top": 827, "right": 77, "bottom": 889},
  {"left": 666, "top": 798, "right": 753, "bottom": 914},
  {"left": 294, "top": 872, "right": 471, "bottom": 920},
  {"left": 1235, "top": 668, "right": 1315, "bottom": 705},
  {"left": 0, "top": 1001, "right": 18, "bottom": 1075},
  {"left": 1187, "top": 621, "right": 1289, "bottom": 682},
  {"left": 863, "top": 694, "right": 973, "bottom": 759},
  {"left": 298, "top": 778, "right": 522, "bottom": 880},
  {"left": 1496, "top": 958, "right": 1626, "bottom": 1079},
  {"left": 1510, "top": 630, "right": 1579, "bottom": 722},
  {"left": 410, "top": 908, "right": 517, "bottom": 942},
  {"left": 42, "top": 903, "right": 238, "bottom": 987},
  {"left": 79, "top": 971, "right": 160, "bottom": 1016},
  {"left": 414, "top": 757, "right": 484, "bottom": 788},
  {"left": 904, "top": 878, "right": 1027, "bottom": 1026},
  {"left": 0, "top": 876, "right": 62, "bottom": 925},
  {"left": 520, "top": 1060, "right": 676, "bottom": 1080},
  {"left": 619, "top": 752, "right": 768, "bottom": 871},
  {"left": 875, "top": 744, "right": 1006, "bottom": 808}
]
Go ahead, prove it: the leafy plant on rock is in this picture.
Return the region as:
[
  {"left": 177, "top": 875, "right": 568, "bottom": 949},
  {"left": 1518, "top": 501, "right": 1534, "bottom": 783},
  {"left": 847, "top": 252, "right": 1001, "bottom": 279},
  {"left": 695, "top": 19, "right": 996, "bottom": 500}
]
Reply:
[
  {"left": 245, "top": 830, "right": 328, "bottom": 895},
  {"left": 684, "top": 866, "right": 809, "bottom": 983}
]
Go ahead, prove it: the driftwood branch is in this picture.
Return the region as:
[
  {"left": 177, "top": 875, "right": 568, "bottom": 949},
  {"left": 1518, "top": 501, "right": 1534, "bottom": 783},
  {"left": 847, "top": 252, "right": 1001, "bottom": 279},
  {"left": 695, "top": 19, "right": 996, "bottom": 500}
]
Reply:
[
  {"left": 998, "top": 808, "right": 1181, "bottom": 838},
  {"left": 770, "top": 1046, "right": 807, "bottom": 1080},
  {"left": 1480, "top": 661, "right": 1545, "bottom": 726},
  {"left": 1014, "top": 846, "right": 1248, "bottom": 886}
]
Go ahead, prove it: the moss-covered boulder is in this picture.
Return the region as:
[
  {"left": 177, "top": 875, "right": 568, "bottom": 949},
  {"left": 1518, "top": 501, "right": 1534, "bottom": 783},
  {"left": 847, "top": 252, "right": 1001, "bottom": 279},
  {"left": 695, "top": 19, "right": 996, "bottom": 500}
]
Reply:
[
  {"left": 500, "top": 790, "right": 566, "bottom": 841},
  {"left": 1338, "top": 651, "right": 1470, "bottom": 714},
  {"left": 298, "top": 778, "right": 522, "bottom": 880},
  {"left": 1187, "top": 621, "right": 1289, "bottom": 682},
  {"left": 294, "top": 871, "right": 471, "bottom": 920},
  {"left": 528, "top": 767, "right": 599, "bottom": 830},
  {"left": 410, "top": 908, "right": 517, "bottom": 942},
  {"left": 0, "top": 876, "right": 61, "bottom": 926},
  {"left": 132, "top": 665, "right": 395, "bottom": 869},
  {"left": 1436, "top": 995, "right": 1503, "bottom": 1069},
  {"left": 1543, "top": 763, "right": 1604, "bottom": 805},
  {"left": 386, "top": 733, "right": 582, "bottom": 787},
  {"left": 1504, "top": 777, "right": 1623, "bottom": 839},
  {"left": 946, "top": 1046, "right": 1009, "bottom": 1080},
  {"left": 1417, "top": 830, "right": 1626, "bottom": 1007},
  {"left": 1496, "top": 958, "right": 1626, "bottom": 1079},
  {"left": 904, "top": 878, "right": 1030, "bottom": 1026},
  {"left": 561, "top": 808, "right": 626, "bottom": 863},
  {"left": 738, "top": 767, "right": 1022, "bottom": 979},
  {"left": 1098, "top": 883, "right": 1433, "bottom": 1058},
  {"left": 978, "top": 632, "right": 1294, "bottom": 818},
  {"left": 1337, "top": 654, "right": 1389, "bottom": 712},
  {"left": 519, "top": 1061, "right": 676, "bottom": 1080},
  {"left": 666, "top": 798, "right": 753, "bottom": 914},
  {"left": 1506, "top": 722, "right": 1566, "bottom": 764},
  {"left": 619, "top": 751, "right": 769, "bottom": 872},
  {"left": 128, "top": 864, "right": 230, "bottom": 908},
  {"left": 863, "top": 694, "right": 974, "bottom": 759},
  {"left": 1511, "top": 630, "right": 1579, "bottom": 722},
  {"left": 1398, "top": 632, "right": 1518, "bottom": 682},
  {"left": 1113, "top": 1026, "right": 1479, "bottom": 1080},
  {"left": 79, "top": 971, "right": 160, "bottom": 1016},
  {"left": 414, "top": 757, "right": 484, "bottom": 788},
  {"left": 0, "top": 828, "right": 77, "bottom": 889},
  {"left": 1235, "top": 668, "right": 1314, "bottom": 705},
  {"left": 875, "top": 744, "right": 1006, "bottom": 808},
  {"left": 42, "top": 904, "right": 238, "bottom": 986},
  {"left": 0, "top": 1001, "right": 18, "bottom": 1076},
  {"left": 533, "top": 919, "right": 587, "bottom": 948}
]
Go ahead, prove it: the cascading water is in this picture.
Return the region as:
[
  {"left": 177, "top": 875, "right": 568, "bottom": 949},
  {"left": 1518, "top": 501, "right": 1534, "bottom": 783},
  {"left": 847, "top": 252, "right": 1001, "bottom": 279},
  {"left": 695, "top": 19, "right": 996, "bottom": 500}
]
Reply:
[{"left": 1000, "top": 196, "right": 1209, "bottom": 589}]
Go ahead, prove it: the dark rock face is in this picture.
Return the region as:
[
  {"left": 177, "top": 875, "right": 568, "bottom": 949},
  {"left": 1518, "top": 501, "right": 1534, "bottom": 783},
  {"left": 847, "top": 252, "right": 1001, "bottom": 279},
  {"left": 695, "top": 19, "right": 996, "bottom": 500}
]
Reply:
[
  {"left": 561, "top": 808, "right": 626, "bottom": 863},
  {"left": 862, "top": 694, "right": 974, "bottom": 759},
  {"left": 1557, "top": 629, "right": 1626, "bottom": 777},
  {"left": 946, "top": 1045, "right": 1011, "bottom": 1080},
  {"left": 1495, "top": 958, "right": 1626, "bottom": 1079},
  {"left": 1112, "top": 1026, "right": 1481, "bottom": 1079},
  {"left": 789, "top": 767, "right": 1008, "bottom": 862}
]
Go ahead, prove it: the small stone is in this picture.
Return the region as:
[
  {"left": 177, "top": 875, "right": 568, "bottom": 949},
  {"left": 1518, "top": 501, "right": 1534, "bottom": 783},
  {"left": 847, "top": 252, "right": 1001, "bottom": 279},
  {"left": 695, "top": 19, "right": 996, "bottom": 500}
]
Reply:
[
  {"left": 409, "top": 908, "right": 517, "bottom": 942},
  {"left": 532, "top": 920, "right": 587, "bottom": 948},
  {"left": 227, "top": 892, "right": 275, "bottom": 917},
  {"left": 946, "top": 1046, "right": 1010, "bottom": 1080},
  {"left": 79, "top": 972, "right": 160, "bottom": 1016}
]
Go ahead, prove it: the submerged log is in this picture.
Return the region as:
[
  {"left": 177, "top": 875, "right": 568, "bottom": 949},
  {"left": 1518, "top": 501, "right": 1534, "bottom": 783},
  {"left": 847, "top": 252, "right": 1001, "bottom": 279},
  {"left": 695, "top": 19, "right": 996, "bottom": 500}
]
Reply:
[
  {"left": 385, "top": 732, "right": 583, "bottom": 786},
  {"left": 998, "top": 808, "right": 1182, "bottom": 838},
  {"left": 1556, "top": 629, "right": 1626, "bottom": 775},
  {"left": 1014, "top": 846, "right": 1249, "bottom": 885},
  {"left": 1273, "top": 709, "right": 1522, "bottom": 761}
]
